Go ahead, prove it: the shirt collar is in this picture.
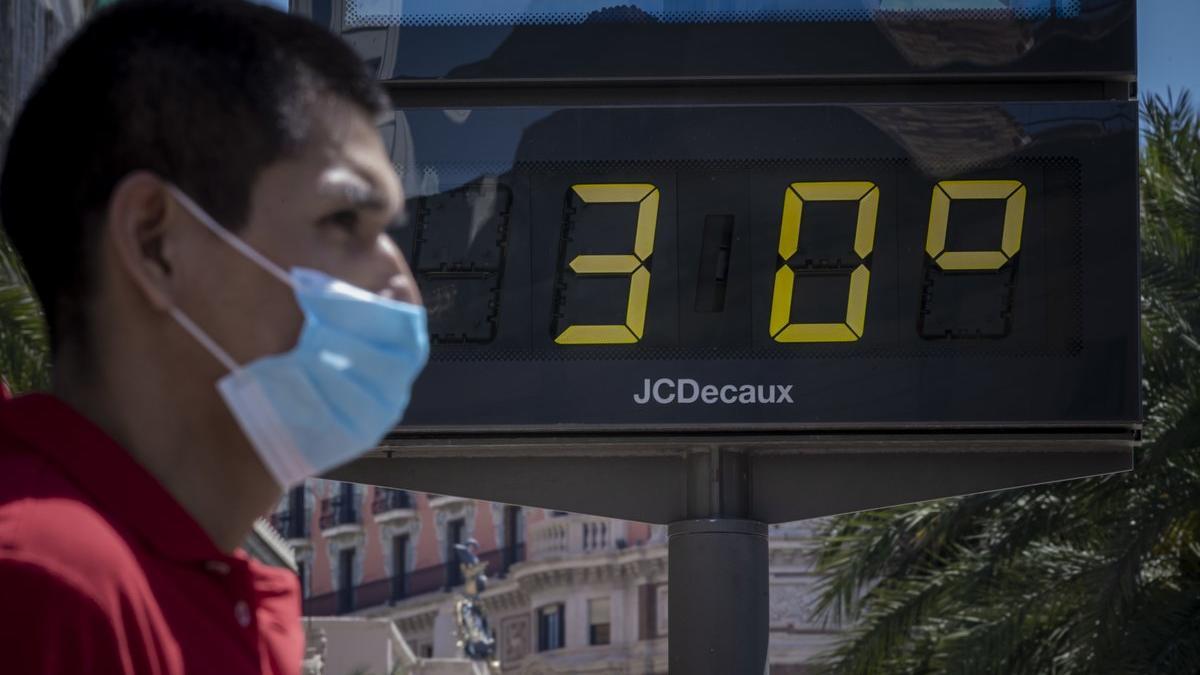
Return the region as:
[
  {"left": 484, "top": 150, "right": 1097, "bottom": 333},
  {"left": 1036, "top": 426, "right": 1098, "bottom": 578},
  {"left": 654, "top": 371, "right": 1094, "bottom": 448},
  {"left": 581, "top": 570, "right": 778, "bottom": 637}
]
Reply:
[{"left": 0, "top": 393, "right": 227, "bottom": 564}]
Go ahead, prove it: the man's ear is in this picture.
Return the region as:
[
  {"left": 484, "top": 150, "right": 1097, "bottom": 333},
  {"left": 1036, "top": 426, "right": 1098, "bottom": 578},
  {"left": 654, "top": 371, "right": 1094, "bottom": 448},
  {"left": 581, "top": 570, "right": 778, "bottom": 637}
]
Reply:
[{"left": 105, "top": 171, "right": 180, "bottom": 313}]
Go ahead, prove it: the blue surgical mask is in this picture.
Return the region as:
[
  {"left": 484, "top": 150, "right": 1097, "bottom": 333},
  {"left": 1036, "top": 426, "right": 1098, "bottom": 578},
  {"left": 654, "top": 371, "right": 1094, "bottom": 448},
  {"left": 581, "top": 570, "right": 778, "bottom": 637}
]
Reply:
[{"left": 166, "top": 186, "right": 429, "bottom": 488}]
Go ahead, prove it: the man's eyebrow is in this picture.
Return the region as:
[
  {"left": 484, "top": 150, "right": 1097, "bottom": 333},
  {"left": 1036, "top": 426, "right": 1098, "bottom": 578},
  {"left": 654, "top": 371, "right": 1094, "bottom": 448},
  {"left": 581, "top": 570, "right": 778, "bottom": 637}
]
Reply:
[{"left": 316, "top": 168, "right": 391, "bottom": 211}]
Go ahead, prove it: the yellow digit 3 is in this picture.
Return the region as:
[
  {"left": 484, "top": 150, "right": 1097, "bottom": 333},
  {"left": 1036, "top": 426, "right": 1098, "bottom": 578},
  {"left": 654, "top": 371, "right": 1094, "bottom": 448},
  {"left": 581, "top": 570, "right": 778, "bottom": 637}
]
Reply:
[
  {"left": 555, "top": 183, "right": 660, "bottom": 345},
  {"left": 769, "top": 181, "right": 880, "bottom": 343}
]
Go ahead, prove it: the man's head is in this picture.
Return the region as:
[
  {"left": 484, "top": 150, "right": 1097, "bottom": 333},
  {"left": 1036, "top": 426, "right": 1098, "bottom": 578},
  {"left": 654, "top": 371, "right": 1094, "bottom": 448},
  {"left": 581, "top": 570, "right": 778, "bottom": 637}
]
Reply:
[
  {"left": 1, "top": 0, "right": 417, "bottom": 362},
  {"left": 0, "top": 0, "right": 420, "bottom": 528}
]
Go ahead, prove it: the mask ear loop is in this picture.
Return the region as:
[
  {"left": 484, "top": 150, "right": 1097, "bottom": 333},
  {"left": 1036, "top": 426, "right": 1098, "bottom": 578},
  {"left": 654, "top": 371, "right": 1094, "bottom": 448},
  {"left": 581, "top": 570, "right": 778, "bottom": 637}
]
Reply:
[
  {"left": 163, "top": 184, "right": 293, "bottom": 373},
  {"left": 165, "top": 185, "right": 294, "bottom": 288},
  {"left": 170, "top": 307, "right": 240, "bottom": 373}
]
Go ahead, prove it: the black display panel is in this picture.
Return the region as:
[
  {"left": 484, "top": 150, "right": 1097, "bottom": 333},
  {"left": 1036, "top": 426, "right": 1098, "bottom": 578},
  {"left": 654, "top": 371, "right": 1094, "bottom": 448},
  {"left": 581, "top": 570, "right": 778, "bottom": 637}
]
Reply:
[
  {"left": 319, "top": 0, "right": 1134, "bottom": 82},
  {"left": 382, "top": 102, "right": 1138, "bottom": 432}
]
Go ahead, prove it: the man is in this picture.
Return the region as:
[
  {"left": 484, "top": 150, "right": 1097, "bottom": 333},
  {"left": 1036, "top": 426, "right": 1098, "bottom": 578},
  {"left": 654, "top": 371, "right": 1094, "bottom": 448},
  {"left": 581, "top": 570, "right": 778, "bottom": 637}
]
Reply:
[{"left": 0, "top": 1, "right": 427, "bottom": 672}]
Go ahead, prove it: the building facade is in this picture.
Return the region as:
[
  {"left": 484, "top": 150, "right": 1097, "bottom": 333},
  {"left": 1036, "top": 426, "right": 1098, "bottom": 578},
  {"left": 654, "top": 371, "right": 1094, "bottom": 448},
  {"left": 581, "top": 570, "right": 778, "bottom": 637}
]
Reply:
[{"left": 279, "top": 479, "right": 836, "bottom": 674}]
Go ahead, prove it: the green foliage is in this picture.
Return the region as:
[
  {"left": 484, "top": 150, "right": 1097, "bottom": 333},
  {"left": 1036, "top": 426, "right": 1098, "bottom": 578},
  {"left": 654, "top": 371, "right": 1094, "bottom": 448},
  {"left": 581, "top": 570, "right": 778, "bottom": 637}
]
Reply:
[
  {"left": 810, "top": 91, "right": 1200, "bottom": 675},
  {"left": 0, "top": 227, "right": 49, "bottom": 393}
]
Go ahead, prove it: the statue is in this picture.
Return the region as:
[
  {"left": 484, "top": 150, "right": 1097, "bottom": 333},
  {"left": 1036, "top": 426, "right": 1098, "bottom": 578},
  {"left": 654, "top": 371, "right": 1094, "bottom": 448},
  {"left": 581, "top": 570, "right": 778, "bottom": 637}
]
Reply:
[{"left": 453, "top": 538, "right": 497, "bottom": 663}]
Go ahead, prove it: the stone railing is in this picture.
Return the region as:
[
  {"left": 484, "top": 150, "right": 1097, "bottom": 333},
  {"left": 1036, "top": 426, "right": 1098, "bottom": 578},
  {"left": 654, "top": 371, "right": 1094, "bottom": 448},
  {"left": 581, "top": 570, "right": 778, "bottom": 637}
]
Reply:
[{"left": 528, "top": 514, "right": 628, "bottom": 561}]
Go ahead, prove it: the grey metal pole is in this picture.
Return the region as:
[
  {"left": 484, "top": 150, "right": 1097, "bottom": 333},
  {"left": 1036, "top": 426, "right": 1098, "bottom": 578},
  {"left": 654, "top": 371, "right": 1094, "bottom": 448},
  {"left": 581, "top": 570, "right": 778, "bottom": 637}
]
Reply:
[{"left": 668, "top": 519, "right": 769, "bottom": 674}]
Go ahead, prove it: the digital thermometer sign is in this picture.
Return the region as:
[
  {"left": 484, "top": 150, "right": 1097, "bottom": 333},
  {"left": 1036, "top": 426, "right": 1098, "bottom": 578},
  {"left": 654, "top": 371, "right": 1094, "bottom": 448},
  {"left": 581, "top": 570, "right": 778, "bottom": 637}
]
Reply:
[
  {"left": 294, "top": 0, "right": 1139, "bottom": 443},
  {"left": 381, "top": 103, "right": 1137, "bottom": 433},
  {"left": 301, "top": 5, "right": 1140, "bottom": 665},
  {"left": 302, "top": 0, "right": 1137, "bottom": 562}
]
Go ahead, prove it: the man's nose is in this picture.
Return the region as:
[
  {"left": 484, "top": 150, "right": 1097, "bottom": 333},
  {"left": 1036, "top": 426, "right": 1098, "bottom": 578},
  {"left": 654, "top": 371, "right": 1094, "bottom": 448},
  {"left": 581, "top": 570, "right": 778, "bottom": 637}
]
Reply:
[{"left": 373, "top": 233, "right": 422, "bottom": 305}]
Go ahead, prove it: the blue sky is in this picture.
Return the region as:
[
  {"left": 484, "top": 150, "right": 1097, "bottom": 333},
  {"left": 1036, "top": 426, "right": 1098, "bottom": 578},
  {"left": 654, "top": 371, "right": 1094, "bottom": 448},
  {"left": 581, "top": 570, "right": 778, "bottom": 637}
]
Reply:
[{"left": 1138, "top": 0, "right": 1199, "bottom": 101}]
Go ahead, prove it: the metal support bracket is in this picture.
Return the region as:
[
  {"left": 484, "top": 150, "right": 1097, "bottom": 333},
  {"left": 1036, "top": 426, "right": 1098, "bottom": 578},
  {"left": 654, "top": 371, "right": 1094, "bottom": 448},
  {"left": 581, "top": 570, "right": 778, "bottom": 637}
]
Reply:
[{"left": 323, "top": 432, "right": 1134, "bottom": 673}]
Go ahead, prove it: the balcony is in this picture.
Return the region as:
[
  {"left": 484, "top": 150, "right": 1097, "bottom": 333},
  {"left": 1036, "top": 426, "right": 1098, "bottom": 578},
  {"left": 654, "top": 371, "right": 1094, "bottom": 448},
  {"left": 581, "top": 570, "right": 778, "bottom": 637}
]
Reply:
[
  {"left": 268, "top": 507, "right": 311, "bottom": 544},
  {"left": 319, "top": 494, "right": 361, "bottom": 538},
  {"left": 371, "top": 488, "right": 415, "bottom": 524},
  {"left": 529, "top": 514, "right": 627, "bottom": 561},
  {"left": 302, "top": 544, "right": 525, "bottom": 617}
]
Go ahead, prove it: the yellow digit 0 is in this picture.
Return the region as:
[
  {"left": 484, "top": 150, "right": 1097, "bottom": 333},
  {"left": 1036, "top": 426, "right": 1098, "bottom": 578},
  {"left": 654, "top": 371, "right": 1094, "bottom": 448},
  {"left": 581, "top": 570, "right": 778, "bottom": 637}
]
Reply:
[
  {"left": 769, "top": 181, "right": 879, "bottom": 343},
  {"left": 925, "top": 180, "right": 1026, "bottom": 270},
  {"left": 555, "top": 183, "right": 660, "bottom": 344}
]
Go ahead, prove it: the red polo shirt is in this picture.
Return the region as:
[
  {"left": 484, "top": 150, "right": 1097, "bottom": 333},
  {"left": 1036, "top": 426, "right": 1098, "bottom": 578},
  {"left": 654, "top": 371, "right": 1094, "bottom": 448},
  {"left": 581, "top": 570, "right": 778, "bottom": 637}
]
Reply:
[{"left": 0, "top": 394, "right": 303, "bottom": 674}]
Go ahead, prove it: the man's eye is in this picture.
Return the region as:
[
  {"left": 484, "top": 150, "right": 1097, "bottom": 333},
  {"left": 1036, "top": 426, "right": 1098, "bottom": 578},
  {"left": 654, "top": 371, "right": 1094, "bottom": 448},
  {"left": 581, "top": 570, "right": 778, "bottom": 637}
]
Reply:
[{"left": 323, "top": 210, "right": 360, "bottom": 232}]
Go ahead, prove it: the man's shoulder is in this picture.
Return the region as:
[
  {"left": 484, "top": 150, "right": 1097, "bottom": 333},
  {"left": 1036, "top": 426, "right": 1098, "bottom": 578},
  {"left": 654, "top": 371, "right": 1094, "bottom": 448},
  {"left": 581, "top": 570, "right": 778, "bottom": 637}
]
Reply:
[
  {"left": 0, "top": 446, "right": 149, "bottom": 601},
  {"left": 0, "top": 450, "right": 178, "bottom": 674}
]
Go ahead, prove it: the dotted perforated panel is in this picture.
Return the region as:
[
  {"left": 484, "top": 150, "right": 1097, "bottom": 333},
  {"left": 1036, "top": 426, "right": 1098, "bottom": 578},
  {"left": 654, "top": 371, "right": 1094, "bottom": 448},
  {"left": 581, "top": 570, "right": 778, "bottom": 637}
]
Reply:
[{"left": 344, "top": 0, "right": 1080, "bottom": 29}]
